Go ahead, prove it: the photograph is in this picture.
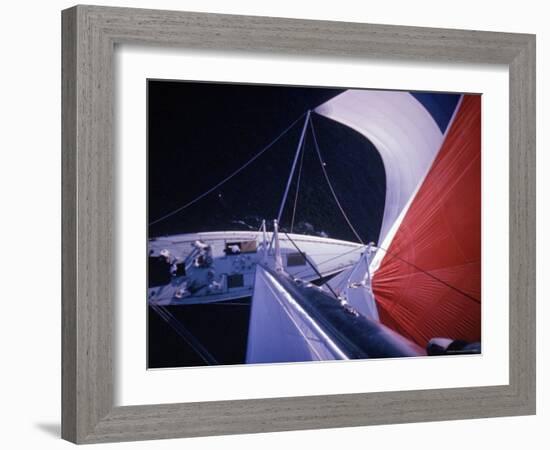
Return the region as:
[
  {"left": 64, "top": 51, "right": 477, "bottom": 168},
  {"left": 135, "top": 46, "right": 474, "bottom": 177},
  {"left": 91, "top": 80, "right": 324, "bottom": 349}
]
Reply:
[{"left": 146, "top": 80, "right": 481, "bottom": 368}]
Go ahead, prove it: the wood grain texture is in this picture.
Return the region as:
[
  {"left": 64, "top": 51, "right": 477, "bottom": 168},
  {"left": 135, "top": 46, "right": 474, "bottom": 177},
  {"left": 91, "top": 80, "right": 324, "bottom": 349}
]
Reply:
[
  {"left": 61, "top": 7, "right": 77, "bottom": 443},
  {"left": 61, "top": 4, "right": 536, "bottom": 444}
]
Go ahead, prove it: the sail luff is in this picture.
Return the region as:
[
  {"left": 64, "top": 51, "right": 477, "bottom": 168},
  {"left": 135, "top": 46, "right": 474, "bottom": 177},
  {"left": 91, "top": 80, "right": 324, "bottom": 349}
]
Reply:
[{"left": 369, "top": 94, "right": 465, "bottom": 275}]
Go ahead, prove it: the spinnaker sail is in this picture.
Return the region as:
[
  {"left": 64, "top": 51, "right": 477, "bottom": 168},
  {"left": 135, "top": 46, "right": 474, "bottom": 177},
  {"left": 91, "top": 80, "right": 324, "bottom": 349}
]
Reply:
[{"left": 371, "top": 95, "right": 481, "bottom": 346}]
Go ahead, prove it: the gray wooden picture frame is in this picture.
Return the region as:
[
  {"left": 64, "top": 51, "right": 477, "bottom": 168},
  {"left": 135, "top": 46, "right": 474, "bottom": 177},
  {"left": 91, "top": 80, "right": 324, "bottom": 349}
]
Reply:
[{"left": 61, "top": 4, "right": 536, "bottom": 444}]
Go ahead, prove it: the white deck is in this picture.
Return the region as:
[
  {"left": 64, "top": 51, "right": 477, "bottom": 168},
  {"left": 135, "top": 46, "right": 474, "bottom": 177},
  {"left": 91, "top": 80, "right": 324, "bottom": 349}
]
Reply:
[{"left": 148, "top": 231, "right": 364, "bottom": 305}]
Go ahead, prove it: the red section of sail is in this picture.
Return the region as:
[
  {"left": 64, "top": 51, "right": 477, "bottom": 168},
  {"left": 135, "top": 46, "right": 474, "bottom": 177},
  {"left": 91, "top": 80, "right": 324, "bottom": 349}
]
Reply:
[{"left": 371, "top": 95, "right": 481, "bottom": 348}]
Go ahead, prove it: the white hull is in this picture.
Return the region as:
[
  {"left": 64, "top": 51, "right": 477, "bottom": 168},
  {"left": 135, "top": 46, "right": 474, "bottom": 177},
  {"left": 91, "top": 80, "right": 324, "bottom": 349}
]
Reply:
[{"left": 148, "top": 231, "right": 364, "bottom": 306}]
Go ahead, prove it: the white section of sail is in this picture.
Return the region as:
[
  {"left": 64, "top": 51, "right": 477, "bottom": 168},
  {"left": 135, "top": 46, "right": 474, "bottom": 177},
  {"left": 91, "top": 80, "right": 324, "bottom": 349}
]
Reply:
[
  {"left": 246, "top": 267, "right": 347, "bottom": 364},
  {"left": 314, "top": 90, "right": 444, "bottom": 246},
  {"left": 324, "top": 266, "right": 352, "bottom": 295},
  {"left": 323, "top": 249, "right": 379, "bottom": 321},
  {"left": 341, "top": 251, "right": 379, "bottom": 321}
]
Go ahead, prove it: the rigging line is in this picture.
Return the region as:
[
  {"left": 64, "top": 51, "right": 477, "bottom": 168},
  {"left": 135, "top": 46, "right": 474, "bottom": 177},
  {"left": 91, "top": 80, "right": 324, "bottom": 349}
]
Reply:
[
  {"left": 149, "top": 112, "right": 306, "bottom": 227},
  {"left": 150, "top": 304, "right": 219, "bottom": 365},
  {"left": 282, "top": 231, "right": 340, "bottom": 300},
  {"left": 290, "top": 131, "right": 307, "bottom": 233},
  {"left": 291, "top": 244, "right": 366, "bottom": 277},
  {"left": 309, "top": 116, "right": 364, "bottom": 244},
  {"left": 311, "top": 114, "right": 386, "bottom": 208},
  {"left": 374, "top": 245, "right": 481, "bottom": 304}
]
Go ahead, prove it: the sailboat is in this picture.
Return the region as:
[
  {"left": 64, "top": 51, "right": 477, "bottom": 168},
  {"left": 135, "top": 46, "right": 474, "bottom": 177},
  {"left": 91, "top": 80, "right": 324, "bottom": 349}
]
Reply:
[{"left": 148, "top": 89, "right": 481, "bottom": 364}]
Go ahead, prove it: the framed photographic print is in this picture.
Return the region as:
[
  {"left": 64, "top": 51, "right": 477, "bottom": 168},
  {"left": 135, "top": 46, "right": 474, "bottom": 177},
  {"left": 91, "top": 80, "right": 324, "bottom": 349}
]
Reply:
[
  {"left": 147, "top": 81, "right": 480, "bottom": 368},
  {"left": 62, "top": 5, "right": 536, "bottom": 444}
]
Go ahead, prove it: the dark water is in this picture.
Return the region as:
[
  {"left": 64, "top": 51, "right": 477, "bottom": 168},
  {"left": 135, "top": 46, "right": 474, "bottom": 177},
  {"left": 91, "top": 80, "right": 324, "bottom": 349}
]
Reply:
[
  {"left": 148, "top": 299, "right": 252, "bottom": 368},
  {"left": 147, "top": 80, "right": 459, "bottom": 367}
]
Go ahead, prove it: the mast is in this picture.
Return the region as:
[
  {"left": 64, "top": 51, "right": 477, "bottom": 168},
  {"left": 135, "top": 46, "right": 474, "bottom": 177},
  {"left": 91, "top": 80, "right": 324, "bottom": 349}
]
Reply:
[
  {"left": 273, "top": 219, "right": 283, "bottom": 272},
  {"left": 276, "top": 110, "right": 311, "bottom": 224},
  {"left": 261, "top": 219, "right": 268, "bottom": 264}
]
